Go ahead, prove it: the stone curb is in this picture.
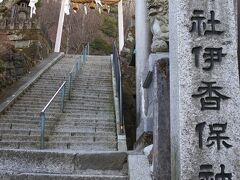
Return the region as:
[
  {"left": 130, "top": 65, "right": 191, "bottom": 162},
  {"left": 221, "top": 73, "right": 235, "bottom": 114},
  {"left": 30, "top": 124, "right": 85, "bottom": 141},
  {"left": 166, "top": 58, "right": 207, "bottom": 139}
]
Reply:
[
  {"left": 110, "top": 54, "right": 127, "bottom": 152},
  {"left": 0, "top": 52, "right": 64, "bottom": 114},
  {"left": 0, "top": 149, "right": 128, "bottom": 173},
  {"left": 128, "top": 154, "right": 152, "bottom": 180}
]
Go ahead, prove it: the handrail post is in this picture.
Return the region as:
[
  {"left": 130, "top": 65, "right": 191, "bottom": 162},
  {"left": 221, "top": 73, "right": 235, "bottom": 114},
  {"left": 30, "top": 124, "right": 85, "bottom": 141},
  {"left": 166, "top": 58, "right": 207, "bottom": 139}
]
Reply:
[
  {"left": 77, "top": 61, "right": 79, "bottom": 72},
  {"left": 78, "top": 60, "right": 81, "bottom": 71},
  {"left": 68, "top": 72, "right": 72, "bottom": 100},
  {"left": 87, "top": 43, "right": 90, "bottom": 55},
  {"left": 40, "top": 112, "right": 46, "bottom": 149},
  {"left": 81, "top": 54, "right": 84, "bottom": 64},
  {"left": 84, "top": 48, "right": 86, "bottom": 64},
  {"left": 61, "top": 83, "right": 65, "bottom": 112}
]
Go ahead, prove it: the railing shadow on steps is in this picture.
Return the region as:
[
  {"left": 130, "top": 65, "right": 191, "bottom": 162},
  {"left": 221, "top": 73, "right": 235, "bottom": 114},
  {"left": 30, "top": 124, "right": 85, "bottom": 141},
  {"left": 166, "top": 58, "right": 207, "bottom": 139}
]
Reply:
[
  {"left": 112, "top": 42, "right": 124, "bottom": 135},
  {"left": 39, "top": 44, "right": 89, "bottom": 149}
]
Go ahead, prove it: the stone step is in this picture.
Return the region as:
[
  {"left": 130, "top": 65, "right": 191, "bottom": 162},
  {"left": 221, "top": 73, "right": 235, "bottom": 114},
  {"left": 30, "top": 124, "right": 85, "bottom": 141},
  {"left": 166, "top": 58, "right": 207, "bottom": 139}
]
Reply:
[
  {"left": 0, "top": 134, "right": 116, "bottom": 144},
  {"left": 76, "top": 75, "right": 112, "bottom": 78},
  {"left": 0, "top": 174, "right": 129, "bottom": 180},
  {"left": 72, "top": 87, "right": 113, "bottom": 91},
  {"left": 62, "top": 112, "right": 115, "bottom": 118},
  {"left": 8, "top": 99, "right": 61, "bottom": 105},
  {"left": 78, "top": 76, "right": 112, "bottom": 79},
  {"left": 0, "top": 124, "right": 53, "bottom": 131},
  {"left": 45, "top": 142, "right": 117, "bottom": 150},
  {"left": 0, "top": 142, "right": 117, "bottom": 150},
  {"left": 7, "top": 106, "right": 61, "bottom": 112},
  {"left": 64, "top": 107, "right": 114, "bottom": 112},
  {"left": 65, "top": 101, "right": 114, "bottom": 107},
  {"left": 0, "top": 114, "right": 114, "bottom": 121},
  {"left": 10, "top": 103, "right": 62, "bottom": 109},
  {"left": 0, "top": 119, "right": 115, "bottom": 126},
  {"left": 53, "top": 126, "right": 115, "bottom": 133},
  {"left": 30, "top": 83, "right": 68, "bottom": 88},
  {"left": 2, "top": 111, "right": 57, "bottom": 116},
  {"left": 16, "top": 96, "right": 62, "bottom": 102},
  {"left": 74, "top": 79, "right": 112, "bottom": 82},
  {"left": 0, "top": 129, "right": 115, "bottom": 137},
  {"left": 48, "top": 135, "right": 116, "bottom": 142},
  {"left": 24, "top": 85, "right": 66, "bottom": 91},
  {"left": 68, "top": 95, "right": 113, "bottom": 101},
  {"left": 0, "top": 149, "right": 128, "bottom": 179},
  {"left": 0, "top": 121, "right": 115, "bottom": 131}
]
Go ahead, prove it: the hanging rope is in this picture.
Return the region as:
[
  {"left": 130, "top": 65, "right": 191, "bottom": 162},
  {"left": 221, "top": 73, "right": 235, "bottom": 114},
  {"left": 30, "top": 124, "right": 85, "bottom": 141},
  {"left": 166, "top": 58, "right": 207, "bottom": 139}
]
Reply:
[
  {"left": 95, "top": 0, "right": 102, "bottom": 7},
  {"left": 84, "top": 4, "right": 88, "bottom": 15},
  {"left": 28, "top": 0, "right": 38, "bottom": 18},
  {"left": 64, "top": 0, "right": 70, "bottom": 15}
]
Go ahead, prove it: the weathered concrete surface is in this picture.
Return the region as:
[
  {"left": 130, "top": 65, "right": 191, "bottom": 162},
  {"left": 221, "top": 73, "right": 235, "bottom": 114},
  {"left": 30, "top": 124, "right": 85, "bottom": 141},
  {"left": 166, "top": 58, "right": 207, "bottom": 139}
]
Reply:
[
  {"left": 128, "top": 154, "right": 152, "bottom": 180},
  {"left": 0, "top": 174, "right": 129, "bottom": 180},
  {"left": 152, "top": 58, "right": 170, "bottom": 180},
  {"left": 169, "top": 0, "right": 240, "bottom": 179},
  {"left": 0, "top": 149, "right": 128, "bottom": 176}
]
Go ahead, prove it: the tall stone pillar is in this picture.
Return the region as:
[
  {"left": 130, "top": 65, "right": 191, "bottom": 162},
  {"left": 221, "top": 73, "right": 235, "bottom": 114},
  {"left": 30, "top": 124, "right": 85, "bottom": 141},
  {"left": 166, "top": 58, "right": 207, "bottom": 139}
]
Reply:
[
  {"left": 135, "top": 0, "right": 151, "bottom": 141},
  {"left": 169, "top": 0, "right": 240, "bottom": 179}
]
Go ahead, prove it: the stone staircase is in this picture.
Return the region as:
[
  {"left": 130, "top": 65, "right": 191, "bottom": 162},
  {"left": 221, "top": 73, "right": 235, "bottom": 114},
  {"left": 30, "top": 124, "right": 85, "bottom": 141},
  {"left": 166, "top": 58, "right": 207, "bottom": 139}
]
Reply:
[
  {"left": 46, "top": 56, "right": 117, "bottom": 151},
  {"left": 0, "top": 54, "right": 129, "bottom": 179},
  {"left": 0, "top": 55, "right": 77, "bottom": 149}
]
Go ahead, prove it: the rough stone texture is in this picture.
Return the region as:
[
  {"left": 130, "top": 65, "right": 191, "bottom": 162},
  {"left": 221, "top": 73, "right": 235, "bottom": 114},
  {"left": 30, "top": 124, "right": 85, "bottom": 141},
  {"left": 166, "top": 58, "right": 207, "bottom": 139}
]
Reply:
[
  {"left": 152, "top": 58, "right": 170, "bottom": 180},
  {"left": 128, "top": 155, "right": 152, "bottom": 180},
  {"left": 0, "top": 0, "right": 20, "bottom": 13},
  {"left": 237, "top": 0, "right": 240, "bottom": 78},
  {"left": 148, "top": 0, "right": 169, "bottom": 53},
  {"left": 0, "top": 0, "right": 51, "bottom": 91},
  {"left": 169, "top": 0, "right": 240, "bottom": 179},
  {"left": 147, "top": 0, "right": 169, "bottom": 52},
  {"left": 135, "top": 53, "right": 169, "bottom": 151},
  {"left": 0, "top": 149, "right": 128, "bottom": 179},
  {"left": 0, "top": 174, "right": 129, "bottom": 180}
]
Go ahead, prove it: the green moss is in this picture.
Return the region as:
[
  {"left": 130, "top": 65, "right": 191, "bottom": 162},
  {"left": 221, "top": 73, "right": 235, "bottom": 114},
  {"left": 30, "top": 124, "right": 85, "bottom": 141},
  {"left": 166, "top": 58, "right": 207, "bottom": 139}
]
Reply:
[
  {"left": 110, "top": 6, "right": 118, "bottom": 14},
  {"left": 100, "top": 16, "right": 117, "bottom": 38},
  {"left": 91, "top": 38, "right": 112, "bottom": 54},
  {"left": 36, "top": 0, "right": 42, "bottom": 8}
]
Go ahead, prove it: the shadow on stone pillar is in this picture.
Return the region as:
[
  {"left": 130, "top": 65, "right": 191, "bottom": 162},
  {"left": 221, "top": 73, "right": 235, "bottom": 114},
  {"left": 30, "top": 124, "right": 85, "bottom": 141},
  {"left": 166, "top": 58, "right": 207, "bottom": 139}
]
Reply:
[
  {"left": 152, "top": 58, "right": 170, "bottom": 180},
  {"left": 237, "top": 0, "right": 240, "bottom": 81}
]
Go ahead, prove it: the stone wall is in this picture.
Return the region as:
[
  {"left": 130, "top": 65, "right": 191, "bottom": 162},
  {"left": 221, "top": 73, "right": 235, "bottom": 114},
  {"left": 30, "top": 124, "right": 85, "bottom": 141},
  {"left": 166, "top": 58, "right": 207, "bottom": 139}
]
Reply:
[
  {"left": 0, "top": 28, "right": 51, "bottom": 91},
  {"left": 0, "top": 18, "right": 40, "bottom": 30},
  {"left": 0, "top": 1, "right": 51, "bottom": 91}
]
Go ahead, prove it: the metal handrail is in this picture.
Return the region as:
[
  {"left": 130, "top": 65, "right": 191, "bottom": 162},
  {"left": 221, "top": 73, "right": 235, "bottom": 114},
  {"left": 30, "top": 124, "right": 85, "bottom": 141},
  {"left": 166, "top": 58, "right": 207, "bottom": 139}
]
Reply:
[
  {"left": 39, "top": 43, "right": 89, "bottom": 149},
  {"left": 112, "top": 42, "right": 124, "bottom": 134},
  {"left": 68, "top": 44, "right": 89, "bottom": 99},
  {"left": 40, "top": 81, "right": 66, "bottom": 149}
]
